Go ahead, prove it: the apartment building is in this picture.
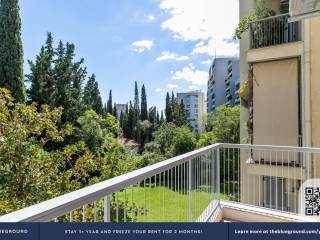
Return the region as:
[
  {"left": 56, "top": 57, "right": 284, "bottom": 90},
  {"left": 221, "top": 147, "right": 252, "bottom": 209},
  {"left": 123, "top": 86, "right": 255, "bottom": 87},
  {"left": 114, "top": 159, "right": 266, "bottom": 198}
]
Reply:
[
  {"left": 177, "top": 91, "right": 206, "bottom": 133},
  {"left": 207, "top": 58, "right": 240, "bottom": 115},
  {"left": 239, "top": 0, "right": 320, "bottom": 212}
]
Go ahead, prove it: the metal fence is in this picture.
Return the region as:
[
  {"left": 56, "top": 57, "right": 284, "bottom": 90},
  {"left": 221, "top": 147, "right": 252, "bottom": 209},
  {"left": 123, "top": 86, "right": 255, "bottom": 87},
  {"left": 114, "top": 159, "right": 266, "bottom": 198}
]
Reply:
[
  {"left": 0, "top": 144, "right": 220, "bottom": 222},
  {"left": 220, "top": 144, "right": 320, "bottom": 214},
  {"left": 1, "top": 143, "right": 320, "bottom": 222},
  {"left": 249, "top": 14, "right": 302, "bottom": 49}
]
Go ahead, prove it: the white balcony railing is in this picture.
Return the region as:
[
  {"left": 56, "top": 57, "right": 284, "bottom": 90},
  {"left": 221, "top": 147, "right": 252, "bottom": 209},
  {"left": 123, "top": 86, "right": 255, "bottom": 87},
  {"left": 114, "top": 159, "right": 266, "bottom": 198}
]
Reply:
[{"left": 1, "top": 143, "right": 320, "bottom": 222}]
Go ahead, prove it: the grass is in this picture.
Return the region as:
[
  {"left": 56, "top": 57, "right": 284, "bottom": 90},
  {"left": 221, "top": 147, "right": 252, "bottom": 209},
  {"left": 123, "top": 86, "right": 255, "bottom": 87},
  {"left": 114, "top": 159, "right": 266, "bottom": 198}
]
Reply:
[{"left": 116, "top": 185, "right": 229, "bottom": 222}]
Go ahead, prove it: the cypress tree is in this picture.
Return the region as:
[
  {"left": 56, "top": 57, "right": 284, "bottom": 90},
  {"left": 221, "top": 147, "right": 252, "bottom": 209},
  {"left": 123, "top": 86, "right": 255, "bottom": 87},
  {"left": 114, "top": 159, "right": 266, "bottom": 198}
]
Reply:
[
  {"left": 113, "top": 103, "right": 117, "bottom": 117},
  {"left": 160, "top": 110, "right": 164, "bottom": 124},
  {"left": 127, "top": 101, "right": 135, "bottom": 139},
  {"left": 107, "top": 90, "right": 113, "bottom": 114},
  {"left": 165, "top": 92, "right": 172, "bottom": 122},
  {"left": 0, "top": 0, "right": 26, "bottom": 102},
  {"left": 156, "top": 110, "right": 160, "bottom": 125},
  {"left": 134, "top": 81, "right": 140, "bottom": 120},
  {"left": 83, "top": 74, "right": 103, "bottom": 115},
  {"left": 140, "top": 84, "right": 148, "bottom": 120}
]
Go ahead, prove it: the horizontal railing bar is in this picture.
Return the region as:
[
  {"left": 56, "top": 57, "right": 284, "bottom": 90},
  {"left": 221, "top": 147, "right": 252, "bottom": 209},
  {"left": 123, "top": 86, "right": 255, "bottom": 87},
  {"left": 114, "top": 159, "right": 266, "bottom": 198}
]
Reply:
[
  {"left": 250, "top": 13, "right": 289, "bottom": 23},
  {"left": 0, "top": 143, "right": 221, "bottom": 222},
  {"left": 222, "top": 143, "right": 320, "bottom": 153}
]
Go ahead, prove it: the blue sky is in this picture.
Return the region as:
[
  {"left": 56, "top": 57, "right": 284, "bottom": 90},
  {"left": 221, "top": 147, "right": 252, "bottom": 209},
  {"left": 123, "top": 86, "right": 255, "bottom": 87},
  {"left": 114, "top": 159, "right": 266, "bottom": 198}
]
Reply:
[{"left": 20, "top": 0, "right": 239, "bottom": 110}]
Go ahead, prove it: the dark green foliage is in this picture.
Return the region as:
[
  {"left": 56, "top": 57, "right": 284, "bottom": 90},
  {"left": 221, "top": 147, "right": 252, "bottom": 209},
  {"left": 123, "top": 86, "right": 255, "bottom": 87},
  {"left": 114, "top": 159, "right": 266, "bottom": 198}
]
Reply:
[
  {"left": 83, "top": 74, "right": 103, "bottom": 116},
  {"left": 27, "top": 33, "right": 55, "bottom": 105},
  {"left": 164, "top": 91, "right": 188, "bottom": 127},
  {"left": 113, "top": 103, "right": 117, "bottom": 117},
  {"left": 152, "top": 122, "right": 196, "bottom": 157},
  {"left": 140, "top": 84, "right": 148, "bottom": 120},
  {"left": 134, "top": 81, "right": 140, "bottom": 120},
  {"left": 0, "top": 0, "right": 26, "bottom": 102},
  {"left": 28, "top": 35, "right": 89, "bottom": 122},
  {"left": 107, "top": 90, "right": 113, "bottom": 114},
  {"left": 165, "top": 92, "right": 172, "bottom": 122}
]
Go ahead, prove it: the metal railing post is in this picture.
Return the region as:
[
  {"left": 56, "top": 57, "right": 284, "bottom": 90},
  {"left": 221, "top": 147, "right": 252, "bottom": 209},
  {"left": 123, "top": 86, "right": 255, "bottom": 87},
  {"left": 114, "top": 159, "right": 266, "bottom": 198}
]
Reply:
[
  {"left": 217, "top": 147, "right": 220, "bottom": 202},
  {"left": 104, "top": 195, "right": 110, "bottom": 222},
  {"left": 189, "top": 159, "right": 192, "bottom": 222}
]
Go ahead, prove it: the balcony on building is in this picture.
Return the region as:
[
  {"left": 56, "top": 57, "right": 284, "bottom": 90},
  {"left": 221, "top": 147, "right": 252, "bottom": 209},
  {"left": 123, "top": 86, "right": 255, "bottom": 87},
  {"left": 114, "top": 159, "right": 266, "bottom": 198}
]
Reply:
[
  {"left": 247, "top": 12, "right": 302, "bottom": 63},
  {"left": 249, "top": 14, "right": 301, "bottom": 49}
]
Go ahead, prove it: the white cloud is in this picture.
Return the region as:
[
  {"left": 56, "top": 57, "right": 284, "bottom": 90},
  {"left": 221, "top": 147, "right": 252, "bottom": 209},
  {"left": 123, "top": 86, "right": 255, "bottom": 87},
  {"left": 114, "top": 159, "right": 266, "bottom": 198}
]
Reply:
[
  {"left": 159, "top": 0, "right": 239, "bottom": 56},
  {"left": 192, "top": 38, "right": 239, "bottom": 57},
  {"left": 155, "top": 88, "right": 162, "bottom": 92},
  {"left": 156, "top": 51, "right": 190, "bottom": 61},
  {"left": 167, "top": 84, "right": 179, "bottom": 90},
  {"left": 147, "top": 15, "right": 156, "bottom": 21},
  {"left": 189, "top": 85, "right": 199, "bottom": 90},
  {"left": 172, "top": 63, "right": 208, "bottom": 86},
  {"left": 131, "top": 40, "right": 154, "bottom": 53},
  {"left": 201, "top": 59, "right": 212, "bottom": 65}
]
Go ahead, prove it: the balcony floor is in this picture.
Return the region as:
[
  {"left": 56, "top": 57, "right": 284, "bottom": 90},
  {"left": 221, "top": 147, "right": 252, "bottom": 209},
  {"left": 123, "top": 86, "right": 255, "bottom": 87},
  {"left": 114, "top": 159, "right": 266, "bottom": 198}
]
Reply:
[{"left": 207, "top": 201, "right": 317, "bottom": 223}]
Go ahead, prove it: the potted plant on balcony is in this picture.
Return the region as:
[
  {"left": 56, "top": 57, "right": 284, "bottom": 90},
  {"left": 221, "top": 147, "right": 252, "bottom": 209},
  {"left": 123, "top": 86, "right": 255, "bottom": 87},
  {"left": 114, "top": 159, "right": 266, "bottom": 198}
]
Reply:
[{"left": 234, "top": 0, "right": 275, "bottom": 40}]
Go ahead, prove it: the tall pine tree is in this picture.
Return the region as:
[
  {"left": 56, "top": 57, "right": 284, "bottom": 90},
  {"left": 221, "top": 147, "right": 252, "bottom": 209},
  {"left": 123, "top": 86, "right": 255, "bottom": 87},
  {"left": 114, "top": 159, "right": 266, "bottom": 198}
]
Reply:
[
  {"left": 27, "top": 33, "right": 55, "bottom": 105},
  {"left": 107, "top": 90, "right": 113, "bottom": 114},
  {"left": 140, "top": 84, "right": 148, "bottom": 120},
  {"left": 113, "top": 103, "right": 117, "bottom": 117},
  {"left": 0, "top": 0, "right": 26, "bottom": 102},
  {"left": 165, "top": 92, "right": 172, "bottom": 122},
  {"left": 83, "top": 74, "right": 103, "bottom": 115},
  {"left": 134, "top": 81, "right": 140, "bottom": 120}
]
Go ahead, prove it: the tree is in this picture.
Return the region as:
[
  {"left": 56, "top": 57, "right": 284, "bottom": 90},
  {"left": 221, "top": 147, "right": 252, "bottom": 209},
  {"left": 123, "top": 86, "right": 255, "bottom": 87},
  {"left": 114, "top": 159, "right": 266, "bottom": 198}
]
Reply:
[
  {"left": 140, "top": 84, "right": 148, "bottom": 120},
  {"left": 113, "top": 103, "right": 117, "bottom": 117},
  {"left": 197, "top": 132, "right": 217, "bottom": 148},
  {"left": 107, "top": 90, "right": 113, "bottom": 114},
  {"left": 0, "top": 88, "right": 95, "bottom": 213},
  {"left": 83, "top": 74, "right": 103, "bottom": 115},
  {"left": 126, "top": 101, "right": 135, "bottom": 138},
  {"left": 207, "top": 105, "right": 240, "bottom": 144},
  {"left": 172, "top": 126, "right": 196, "bottom": 156},
  {"left": 77, "top": 110, "right": 114, "bottom": 155},
  {"left": 133, "top": 81, "right": 140, "bottom": 121},
  {"left": 0, "top": 0, "right": 26, "bottom": 102},
  {"left": 165, "top": 92, "right": 172, "bottom": 122},
  {"left": 160, "top": 110, "right": 164, "bottom": 124},
  {"left": 198, "top": 105, "right": 240, "bottom": 147},
  {"left": 135, "top": 120, "right": 152, "bottom": 146},
  {"left": 153, "top": 122, "right": 196, "bottom": 156},
  {"left": 52, "top": 41, "right": 88, "bottom": 122},
  {"left": 234, "top": 0, "right": 275, "bottom": 39},
  {"left": 173, "top": 99, "right": 188, "bottom": 127},
  {"left": 27, "top": 33, "right": 55, "bottom": 105}
]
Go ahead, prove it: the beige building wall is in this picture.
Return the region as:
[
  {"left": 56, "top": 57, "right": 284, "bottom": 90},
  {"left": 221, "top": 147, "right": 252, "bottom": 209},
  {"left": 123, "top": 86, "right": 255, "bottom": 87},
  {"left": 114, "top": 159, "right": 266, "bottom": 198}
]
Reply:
[
  {"left": 310, "top": 17, "right": 320, "bottom": 148},
  {"left": 309, "top": 17, "right": 320, "bottom": 178},
  {"left": 239, "top": 0, "right": 255, "bottom": 204},
  {"left": 239, "top": 1, "right": 320, "bottom": 206}
]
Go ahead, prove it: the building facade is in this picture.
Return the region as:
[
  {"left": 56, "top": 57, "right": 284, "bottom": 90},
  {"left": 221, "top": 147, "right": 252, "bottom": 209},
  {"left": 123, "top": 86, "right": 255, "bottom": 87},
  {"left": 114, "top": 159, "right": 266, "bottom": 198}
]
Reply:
[
  {"left": 177, "top": 91, "right": 206, "bottom": 133},
  {"left": 207, "top": 58, "right": 240, "bottom": 115},
  {"left": 239, "top": 0, "right": 320, "bottom": 212}
]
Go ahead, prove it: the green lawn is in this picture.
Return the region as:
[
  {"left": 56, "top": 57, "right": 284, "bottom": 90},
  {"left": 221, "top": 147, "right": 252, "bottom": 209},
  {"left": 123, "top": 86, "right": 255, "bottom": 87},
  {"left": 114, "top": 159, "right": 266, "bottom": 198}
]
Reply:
[{"left": 116, "top": 185, "right": 229, "bottom": 222}]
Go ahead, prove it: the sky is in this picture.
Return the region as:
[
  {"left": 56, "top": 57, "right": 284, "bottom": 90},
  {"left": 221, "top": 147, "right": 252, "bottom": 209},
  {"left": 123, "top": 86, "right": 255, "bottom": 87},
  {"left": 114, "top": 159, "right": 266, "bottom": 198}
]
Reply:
[{"left": 20, "top": 0, "right": 239, "bottom": 110}]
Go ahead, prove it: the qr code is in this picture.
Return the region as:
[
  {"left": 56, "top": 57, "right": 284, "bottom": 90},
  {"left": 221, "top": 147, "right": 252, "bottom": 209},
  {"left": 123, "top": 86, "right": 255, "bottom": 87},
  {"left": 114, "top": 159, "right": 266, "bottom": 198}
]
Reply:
[{"left": 305, "top": 187, "right": 320, "bottom": 216}]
